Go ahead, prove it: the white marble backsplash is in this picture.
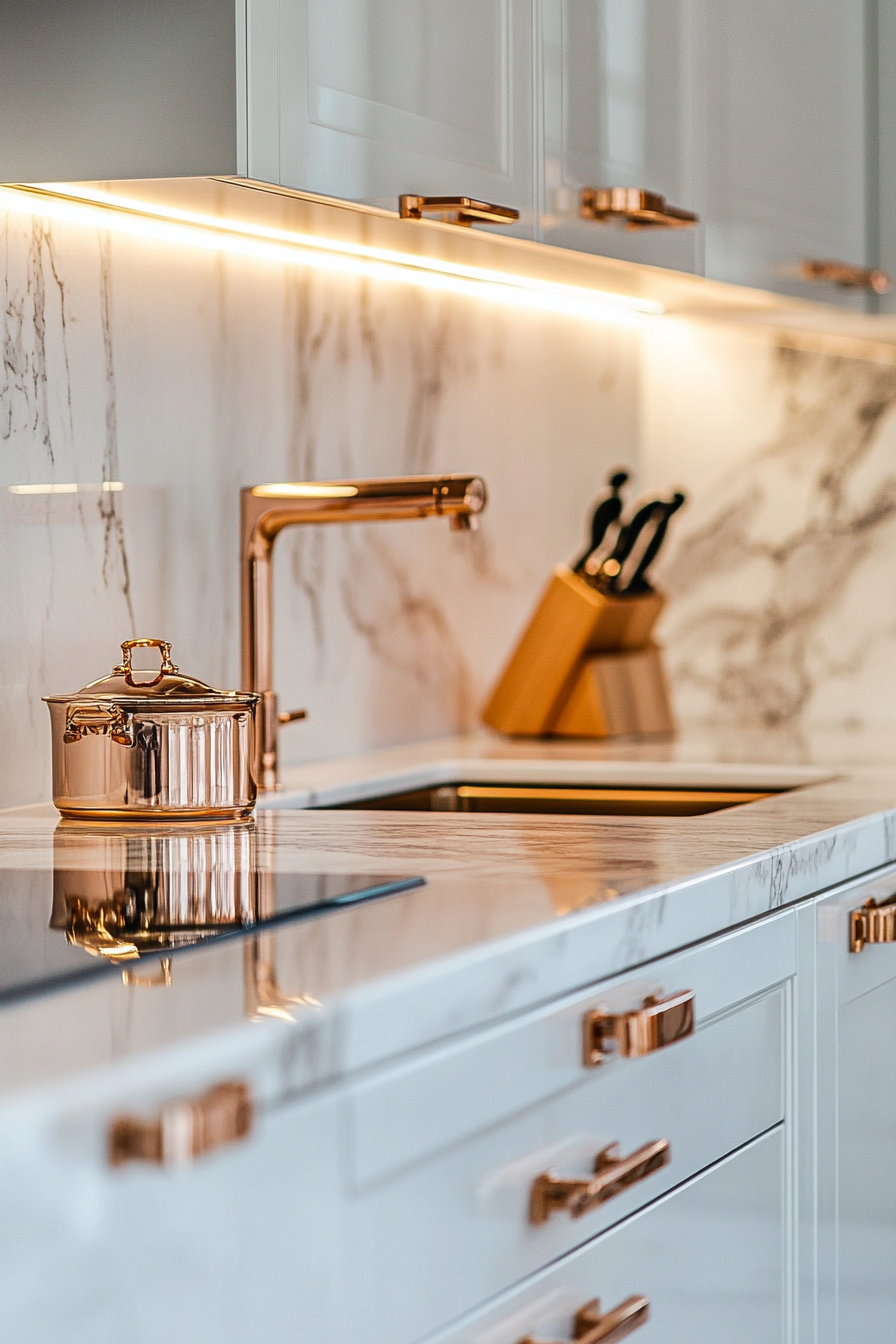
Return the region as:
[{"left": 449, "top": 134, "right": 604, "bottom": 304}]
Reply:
[
  {"left": 642, "top": 322, "right": 896, "bottom": 733},
  {"left": 6, "top": 202, "right": 896, "bottom": 808},
  {"left": 0, "top": 208, "right": 639, "bottom": 807}
]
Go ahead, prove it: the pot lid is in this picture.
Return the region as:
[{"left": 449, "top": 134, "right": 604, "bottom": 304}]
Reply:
[{"left": 44, "top": 639, "right": 258, "bottom": 707}]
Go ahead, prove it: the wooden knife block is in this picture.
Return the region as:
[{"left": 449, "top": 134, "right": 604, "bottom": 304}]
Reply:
[{"left": 482, "top": 565, "right": 674, "bottom": 739}]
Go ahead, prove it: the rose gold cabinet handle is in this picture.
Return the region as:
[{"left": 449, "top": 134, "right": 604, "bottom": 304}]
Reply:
[
  {"left": 530, "top": 1138, "right": 670, "bottom": 1224},
  {"left": 850, "top": 894, "right": 896, "bottom": 952},
  {"left": 583, "top": 989, "right": 695, "bottom": 1067},
  {"left": 580, "top": 187, "right": 697, "bottom": 230},
  {"left": 799, "top": 258, "right": 892, "bottom": 294},
  {"left": 109, "top": 1080, "right": 252, "bottom": 1168},
  {"left": 520, "top": 1295, "right": 650, "bottom": 1344},
  {"left": 399, "top": 195, "right": 520, "bottom": 227}
]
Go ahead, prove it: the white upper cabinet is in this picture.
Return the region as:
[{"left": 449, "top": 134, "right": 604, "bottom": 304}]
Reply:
[
  {"left": 262, "top": 0, "right": 535, "bottom": 237},
  {"left": 541, "top": 0, "right": 702, "bottom": 273},
  {"left": 540, "top": 0, "right": 874, "bottom": 306},
  {"left": 698, "top": 0, "right": 870, "bottom": 308},
  {"left": 0, "top": 0, "right": 881, "bottom": 302}
]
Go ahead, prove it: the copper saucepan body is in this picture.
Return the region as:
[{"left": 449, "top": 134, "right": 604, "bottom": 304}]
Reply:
[{"left": 44, "top": 639, "right": 259, "bottom": 821}]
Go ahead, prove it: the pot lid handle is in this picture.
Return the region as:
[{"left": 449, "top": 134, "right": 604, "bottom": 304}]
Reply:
[{"left": 112, "top": 638, "right": 179, "bottom": 684}]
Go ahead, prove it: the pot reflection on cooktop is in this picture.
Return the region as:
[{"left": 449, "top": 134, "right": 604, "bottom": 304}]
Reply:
[{"left": 0, "top": 851, "right": 423, "bottom": 1006}]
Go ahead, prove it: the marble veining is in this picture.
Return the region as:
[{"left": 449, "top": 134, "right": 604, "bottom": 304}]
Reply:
[
  {"left": 339, "top": 530, "right": 476, "bottom": 732},
  {"left": 644, "top": 325, "right": 896, "bottom": 731},
  {"left": 96, "top": 232, "right": 133, "bottom": 624}
]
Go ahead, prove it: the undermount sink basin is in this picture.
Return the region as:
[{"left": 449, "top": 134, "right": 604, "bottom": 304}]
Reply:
[
  {"left": 270, "top": 754, "right": 832, "bottom": 817},
  {"left": 323, "top": 781, "right": 791, "bottom": 818}
]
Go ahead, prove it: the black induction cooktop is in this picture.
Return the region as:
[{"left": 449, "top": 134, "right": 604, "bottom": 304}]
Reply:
[{"left": 0, "top": 868, "right": 425, "bottom": 1005}]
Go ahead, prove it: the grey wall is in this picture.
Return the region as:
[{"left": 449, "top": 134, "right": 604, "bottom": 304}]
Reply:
[{"left": 0, "top": 1, "right": 238, "bottom": 181}]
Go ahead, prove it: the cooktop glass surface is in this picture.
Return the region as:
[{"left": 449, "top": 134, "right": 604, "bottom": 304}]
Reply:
[{"left": 0, "top": 867, "right": 424, "bottom": 1005}]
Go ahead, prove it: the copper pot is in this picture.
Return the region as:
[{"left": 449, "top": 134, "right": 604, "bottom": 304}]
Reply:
[{"left": 44, "top": 639, "right": 259, "bottom": 821}]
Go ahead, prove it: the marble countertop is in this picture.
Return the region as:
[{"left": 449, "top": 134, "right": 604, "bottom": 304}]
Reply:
[{"left": 2, "top": 728, "right": 896, "bottom": 1111}]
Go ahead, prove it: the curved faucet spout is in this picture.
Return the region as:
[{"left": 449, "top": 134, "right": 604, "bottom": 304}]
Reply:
[{"left": 240, "top": 474, "right": 487, "bottom": 791}]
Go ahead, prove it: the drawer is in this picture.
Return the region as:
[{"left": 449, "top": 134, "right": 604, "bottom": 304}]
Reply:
[
  {"left": 353, "top": 912, "right": 794, "bottom": 1183},
  {"left": 427, "top": 1126, "right": 786, "bottom": 1344},
  {"left": 343, "top": 915, "right": 793, "bottom": 1344}
]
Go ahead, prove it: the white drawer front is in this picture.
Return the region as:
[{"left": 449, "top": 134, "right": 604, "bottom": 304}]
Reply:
[
  {"left": 347, "top": 987, "right": 785, "bottom": 1344},
  {"left": 428, "top": 1127, "right": 786, "bottom": 1344},
  {"left": 353, "top": 912, "right": 794, "bottom": 1184}
]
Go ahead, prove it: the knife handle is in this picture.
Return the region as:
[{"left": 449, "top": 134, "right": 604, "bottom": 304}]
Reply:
[
  {"left": 617, "top": 492, "right": 685, "bottom": 595},
  {"left": 594, "top": 500, "right": 657, "bottom": 593},
  {"left": 573, "top": 471, "right": 628, "bottom": 573}
]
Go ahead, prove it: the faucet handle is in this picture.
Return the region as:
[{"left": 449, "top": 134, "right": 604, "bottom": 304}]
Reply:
[{"left": 258, "top": 692, "right": 306, "bottom": 792}]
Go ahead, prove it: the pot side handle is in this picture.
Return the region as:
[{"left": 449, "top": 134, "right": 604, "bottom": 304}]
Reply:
[{"left": 64, "top": 703, "right": 135, "bottom": 747}]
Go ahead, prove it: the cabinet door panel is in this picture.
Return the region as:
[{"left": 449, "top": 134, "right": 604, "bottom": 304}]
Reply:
[
  {"left": 701, "top": 0, "right": 868, "bottom": 307},
  {"left": 805, "top": 863, "right": 896, "bottom": 1344},
  {"left": 430, "top": 1127, "right": 786, "bottom": 1344},
  {"left": 309, "top": 0, "right": 506, "bottom": 169},
  {"left": 542, "top": 0, "right": 700, "bottom": 271},
  {"left": 838, "top": 979, "right": 896, "bottom": 1344},
  {"left": 0, "top": 1084, "right": 343, "bottom": 1344},
  {"left": 275, "top": 0, "right": 534, "bottom": 234}
]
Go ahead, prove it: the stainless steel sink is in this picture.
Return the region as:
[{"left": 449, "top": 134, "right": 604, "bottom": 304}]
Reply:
[{"left": 322, "top": 781, "right": 789, "bottom": 818}]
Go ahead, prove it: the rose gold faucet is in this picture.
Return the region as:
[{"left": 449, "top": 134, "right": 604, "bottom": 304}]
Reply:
[{"left": 240, "top": 474, "right": 487, "bottom": 791}]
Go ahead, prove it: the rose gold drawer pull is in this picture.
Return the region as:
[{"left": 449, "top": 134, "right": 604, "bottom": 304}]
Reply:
[
  {"left": 580, "top": 186, "right": 697, "bottom": 229},
  {"left": 109, "top": 1080, "right": 252, "bottom": 1168},
  {"left": 850, "top": 894, "right": 896, "bottom": 952},
  {"left": 799, "top": 258, "right": 892, "bottom": 294},
  {"left": 399, "top": 195, "right": 520, "bottom": 227},
  {"left": 530, "top": 1138, "right": 670, "bottom": 1224},
  {"left": 520, "top": 1294, "right": 650, "bottom": 1343},
  {"left": 583, "top": 989, "right": 695, "bottom": 1067}
]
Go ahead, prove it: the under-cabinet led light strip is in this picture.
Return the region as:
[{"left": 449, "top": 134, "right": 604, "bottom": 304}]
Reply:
[{"left": 0, "top": 183, "right": 664, "bottom": 326}]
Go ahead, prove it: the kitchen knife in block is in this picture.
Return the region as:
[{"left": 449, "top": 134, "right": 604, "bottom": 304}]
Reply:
[
  {"left": 552, "top": 645, "right": 675, "bottom": 739},
  {"left": 481, "top": 565, "right": 665, "bottom": 736}
]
